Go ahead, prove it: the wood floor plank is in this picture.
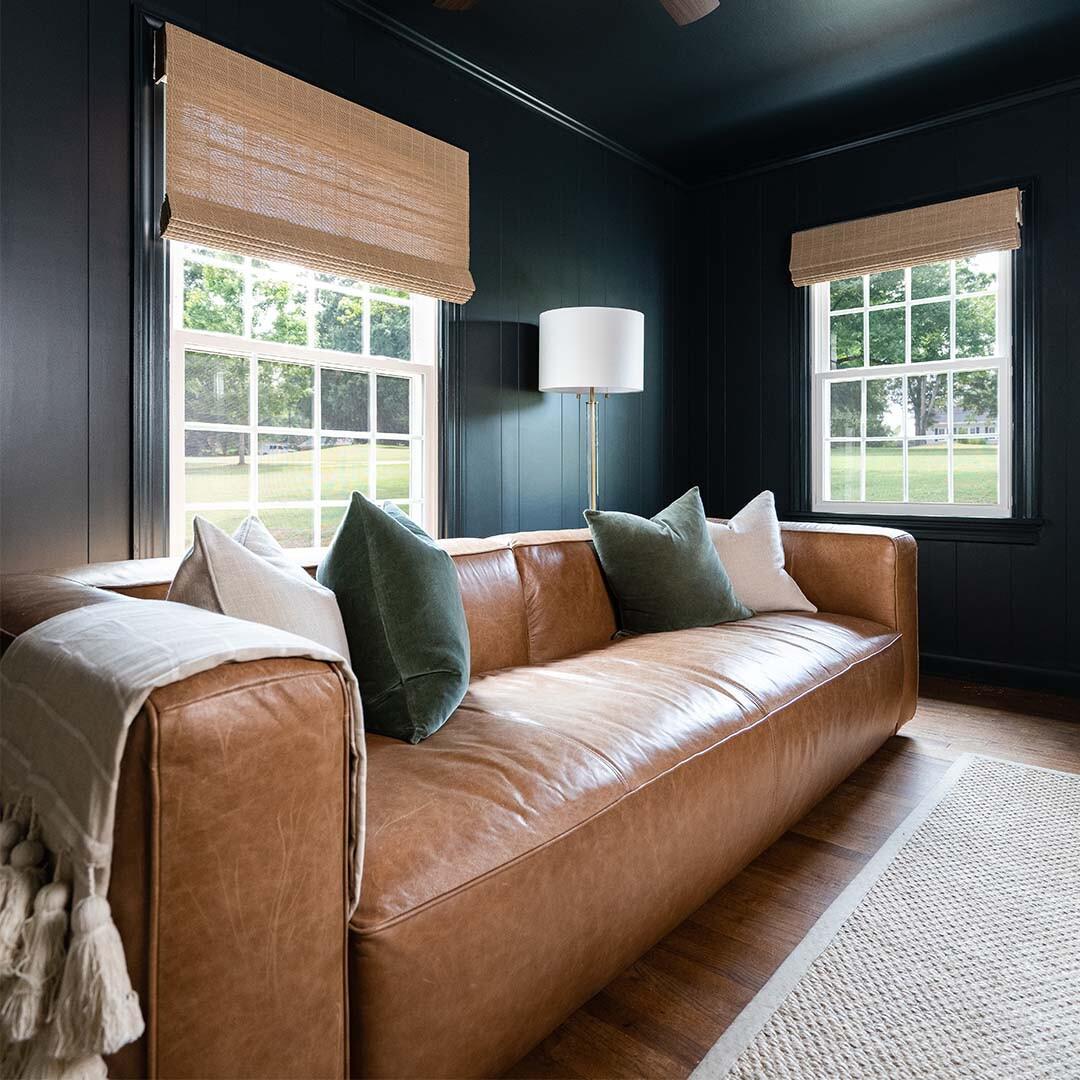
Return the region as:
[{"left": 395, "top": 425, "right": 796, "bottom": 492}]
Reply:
[
  {"left": 533, "top": 1005, "right": 688, "bottom": 1080},
  {"left": 503, "top": 1047, "right": 585, "bottom": 1080},
  {"left": 843, "top": 739, "right": 951, "bottom": 797},
  {"left": 581, "top": 986, "right": 709, "bottom": 1070},
  {"left": 893, "top": 732, "right": 957, "bottom": 761},
  {"left": 594, "top": 955, "right": 730, "bottom": 1061},
  {"left": 642, "top": 942, "right": 760, "bottom": 1028},
  {"left": 688, "top": 874, "right": 827, "bottom": 952},
  {"left": 792, "top": 782, "right": 920, "bottom": 855},
  {"left": 660, "top": 917, "right": 789, "bottom": 991},
  {"left": 507, "top": 679, "right": 1079, "bottom": 1078},
  {"left": 749, "top": 833, "right": 866, "bottom": 902}
]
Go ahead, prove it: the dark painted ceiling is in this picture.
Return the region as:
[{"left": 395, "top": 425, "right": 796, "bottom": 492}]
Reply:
[{"left": 364, "top": 0, "right": 1080, "bottom": 180}]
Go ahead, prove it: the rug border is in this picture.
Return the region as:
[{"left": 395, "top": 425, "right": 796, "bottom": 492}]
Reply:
[{"left": 689, "top": 751, "right": 981, "bottom": 1079}]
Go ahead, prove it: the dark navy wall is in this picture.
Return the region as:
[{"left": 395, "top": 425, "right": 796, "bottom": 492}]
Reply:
[
  {"left": 1, "top": 0, "right": 133, "bottom": 571},
  {"left": 687, "top": 89, "right": 1080, "bottom": 694},
  {"left": 0, "top": 0, "right": 686, "bottom": 571}
]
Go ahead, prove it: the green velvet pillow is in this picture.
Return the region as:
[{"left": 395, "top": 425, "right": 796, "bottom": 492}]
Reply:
[
  {"left": 317, "top": 494, "right": 470, "bottom": 743},
  {"left": 584, "top": 488, "right": 753, "bottom": 634}
]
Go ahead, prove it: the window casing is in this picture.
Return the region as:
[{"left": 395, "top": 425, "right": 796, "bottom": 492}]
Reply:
[
  {"left": 811, "top": 251, "right": 1012, "bottom": 518},
  {"left": 169, "top": 243, "right": 438, "bottom": 553}
]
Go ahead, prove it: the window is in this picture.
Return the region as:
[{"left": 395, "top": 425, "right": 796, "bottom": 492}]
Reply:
[
  {"left": 169, "top": 243, "right": 438, "bottom": 552},
  {"left": 811, "top": 251, "right": 1011, "bottom": 517}
]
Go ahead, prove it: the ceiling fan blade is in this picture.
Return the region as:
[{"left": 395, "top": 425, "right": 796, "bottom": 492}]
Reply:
[
  {"left": 433, "top": 0, "right": 477, "bottom": 9},
  {"left": 660, "top": 0, "right": 720, "bottom": 26}
]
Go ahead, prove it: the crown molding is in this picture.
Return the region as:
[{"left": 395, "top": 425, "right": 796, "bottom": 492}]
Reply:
[
  {"left": 692, "top": 72, "right": 1080, "bottom": 189},
  {"left": 337, "top": 0, "right": 685, "bottom": 187}
]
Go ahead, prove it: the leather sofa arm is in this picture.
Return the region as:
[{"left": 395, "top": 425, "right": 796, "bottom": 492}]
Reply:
[
  {"left": 1, "top": 572, "right": 121, "bottom": 651},
  {"left": 1, "top": 574, "right": 351, "bottom": 1078},
  {"left": 109, "top": 656, "right": 351, "bottom": 1079},
  {"left": 780, "top": 522, "right": 918, "bottom": 728}
]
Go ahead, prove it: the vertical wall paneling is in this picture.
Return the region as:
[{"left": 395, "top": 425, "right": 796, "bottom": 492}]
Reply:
[
  {"left": 916, "top": 541, "right": 958, "bottom": 659},
  {"left": 1067, "top": 92, "right": 1080, "bottom": 673},
  {"left": 759, "top": 169, "right": 797, "bottom": 508},
  {"left": 513, "top": 120, "right": 563, "bottom": 531},
  {"left": 0, "top": 0, "right": 91, "bottom": 572},
  {"left": 88, "top": 0, "right": 133, "bottom": 562},
  {"left": 681, "top": 187, "right": 712, "bottom": 507},
  {"left": 954, "top": 542, "right": 1012, "bottom": 663},
  {"left": 557, "top": 149, "right": 583, "bottom": 527},
  {"left": 457, "top": 81, "right": 504, "bottom": 540},
  {"left": 717, "top": 178, "right": 764, "bottom": 514},
  {"left": 602, "top": 157, "right": 638, "bottom": 516}
]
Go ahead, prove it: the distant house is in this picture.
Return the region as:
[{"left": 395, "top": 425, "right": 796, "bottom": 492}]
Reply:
[
  {"left": 264, "top": 437, "right": 315, "bottom": 453},
  {"left": 930, "top": 407, "right": 997, "bottom": 437}
]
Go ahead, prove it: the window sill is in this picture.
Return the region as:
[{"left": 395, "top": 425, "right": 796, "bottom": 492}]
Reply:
[{"left": 784, "top": 511, "right": 1043, "bottom": 545}]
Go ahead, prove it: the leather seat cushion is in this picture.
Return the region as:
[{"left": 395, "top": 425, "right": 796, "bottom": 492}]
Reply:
[{"left": 352, "top": 612, "right": 899, "bottom": 932}]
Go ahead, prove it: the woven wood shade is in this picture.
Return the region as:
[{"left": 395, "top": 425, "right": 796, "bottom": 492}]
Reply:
[
  {"left": 161, "top": 25, "right": 475, "bottom": 304},
  {"left": 789, "top": 188, "right": 1021, "bottom": 288}
]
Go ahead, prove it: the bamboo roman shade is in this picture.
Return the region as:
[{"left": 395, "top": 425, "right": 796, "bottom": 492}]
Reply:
[
  {"left": 160, "top": 25, "right": 475, "bottom": 303},
  {"left": 789, "top": 188, "right": 1021, "bottom": 288}
]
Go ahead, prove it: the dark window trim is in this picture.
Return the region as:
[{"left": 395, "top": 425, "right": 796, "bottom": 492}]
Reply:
[
  {"left": 439, "top": 302, "right": 465, "bottom": 537},
  {"left": 132, "top": 11, "right": 169, "bottom": 557},
  {"left": 783, "top": 511, "right": 1043, "bottom": 545},
  {"left": 133, "top": 10, "right": 462, "bottom": 552},
  {"left": 787, "top": 179, "right": 1042, "bottom": 546}
]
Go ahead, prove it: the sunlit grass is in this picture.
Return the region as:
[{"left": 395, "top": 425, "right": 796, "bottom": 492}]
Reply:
[
  {"left": 830, "top": 443, "right": 997, "bottom": 504},
  {"left": 184, "top": 442, "right": 411, "bottom": 547}
]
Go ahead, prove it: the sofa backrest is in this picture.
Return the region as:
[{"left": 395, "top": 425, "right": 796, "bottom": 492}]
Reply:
[
  {"left": 34, "top": 529, "right": 618, "bottom": 675},
  {"left": 3, "top": 521, "right": 920, "bottom": 725}
]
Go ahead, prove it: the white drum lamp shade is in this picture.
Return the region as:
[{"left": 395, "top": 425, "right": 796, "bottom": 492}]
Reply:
[
  {"left": 539, "top": 307, "right": 645, "bottom": 393},
  {"left": 538, "top": 306, "right": 645, "bottom": 511}
]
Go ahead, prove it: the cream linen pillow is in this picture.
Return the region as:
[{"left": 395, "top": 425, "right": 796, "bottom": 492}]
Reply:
[
  {"left": 706, "top": 491, "right": 816, "bottom": 613},
  {"left": 168, "top": 515, "right": 351, "bottom": 662}
]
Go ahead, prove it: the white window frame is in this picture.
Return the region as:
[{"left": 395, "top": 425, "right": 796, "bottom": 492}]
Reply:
[
  {"left": 810, "top": 251, "right": 1012, "bottom": 519},
  {"left": 168, "top": 244, "right": 439, "bottom": 554}
]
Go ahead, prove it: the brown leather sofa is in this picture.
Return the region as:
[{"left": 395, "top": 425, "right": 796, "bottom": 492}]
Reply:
[{"left": 0, "top": 521, "right": 917, "bottom": 1079}]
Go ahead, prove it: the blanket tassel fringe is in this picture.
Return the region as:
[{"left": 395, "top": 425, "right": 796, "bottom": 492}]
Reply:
[
  {"left": 0, "top": 805, "right": 143, "bottom": 1077},
  {"left": 0, "top": 838, "right": 45, "bottom": 973},
  {"left": 17, "top": 1042, "right": 107, "bottom": 1079},
  {"left": 49, "top": 895, "right": 144, "bottom": 1059},
  {"left": 2, "top": 880, "right": 71, "bottom": 1042}
]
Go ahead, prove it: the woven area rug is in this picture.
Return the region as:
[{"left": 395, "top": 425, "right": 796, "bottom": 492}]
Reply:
[{"left": 691, "top": 754, "right": 1080, "bottom": 1079}]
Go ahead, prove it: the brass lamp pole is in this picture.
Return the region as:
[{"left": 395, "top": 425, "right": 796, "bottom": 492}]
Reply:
[
  {"left": 585, "top": 388, "right": 600, "bottom": 511},
  {"left": 539, "top": 308, "right": 644, "bottom": 514}
]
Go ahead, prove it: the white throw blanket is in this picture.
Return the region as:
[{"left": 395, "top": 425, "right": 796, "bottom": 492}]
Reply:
[{"left": 0, "top": 600, "right": 365, "bottom": 1078}]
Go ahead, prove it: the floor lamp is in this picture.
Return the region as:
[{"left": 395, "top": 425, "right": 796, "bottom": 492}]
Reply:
[{"left": 538, "top": 307, "right": 645, "bottom": 511}]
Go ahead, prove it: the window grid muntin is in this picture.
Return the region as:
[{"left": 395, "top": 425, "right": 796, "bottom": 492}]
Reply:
[
  {"left": 170, "top": 243, "right": 436, "bottom": 552},
  {"left": 813, "top": 252, "right": 1011, "bottom": 518},
  {"left": 180, "top": 348, "right": 426, "bottom": 534}
]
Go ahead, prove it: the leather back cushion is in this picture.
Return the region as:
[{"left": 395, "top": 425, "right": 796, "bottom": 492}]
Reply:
[
  {"left": 453, "top": 548, "right": 530, "bottom": 674},
  {"left": 508, "top": 532, "right": 618, "bottom": 664},
  {"left": 449, "top": 535, "right": 615, "bottom": 671}
]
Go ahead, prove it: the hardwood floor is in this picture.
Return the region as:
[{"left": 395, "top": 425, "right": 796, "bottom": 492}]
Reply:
[{"left": 506, "top": 678, "right": 1079, "bottom": 1079}]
